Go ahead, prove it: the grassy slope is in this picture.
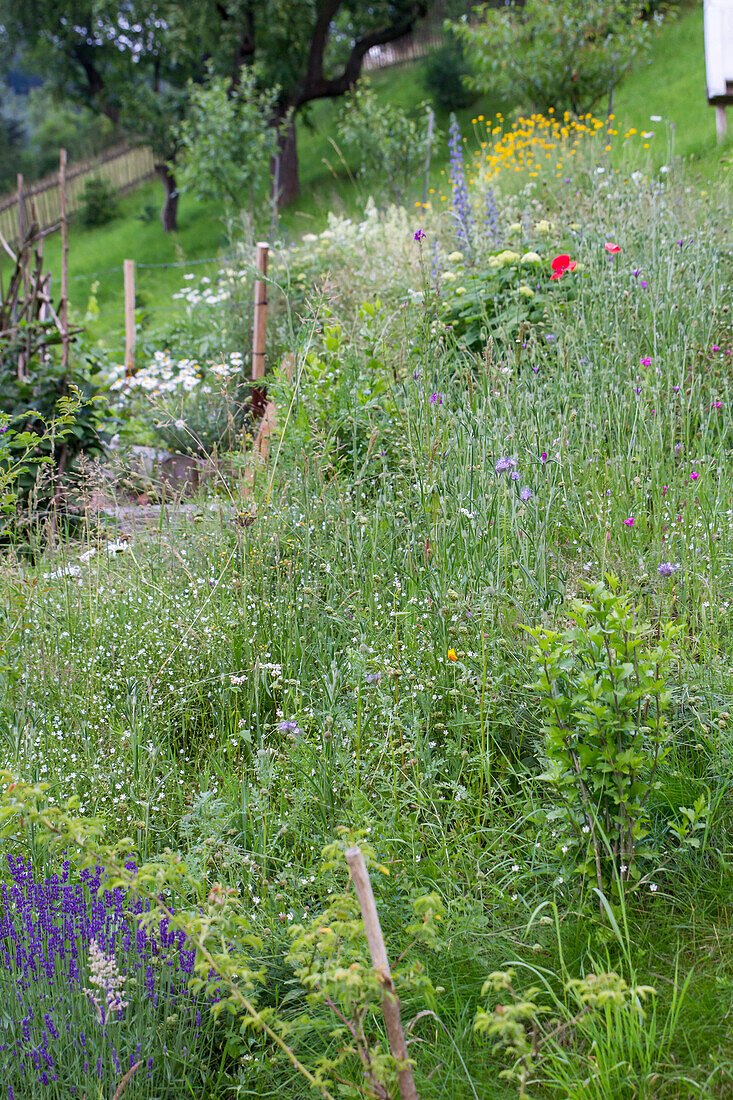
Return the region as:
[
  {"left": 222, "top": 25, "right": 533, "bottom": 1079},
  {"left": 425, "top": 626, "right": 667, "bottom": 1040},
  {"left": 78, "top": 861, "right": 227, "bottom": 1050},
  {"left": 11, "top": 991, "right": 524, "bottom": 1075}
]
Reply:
[
  {"left": 5, "top": 2, "right": 723, "bottom": 353},
  {"left": 612, "top": 2, "right": 728, "bottom": 170}
]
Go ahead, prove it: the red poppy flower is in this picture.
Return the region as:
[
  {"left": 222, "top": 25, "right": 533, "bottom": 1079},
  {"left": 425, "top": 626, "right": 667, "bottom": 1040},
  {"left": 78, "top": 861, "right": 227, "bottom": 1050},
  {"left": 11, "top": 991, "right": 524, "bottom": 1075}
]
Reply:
[
  {"left": 550, "top": 254, "right": 577, "bottom": 280},
  {"left": 604, "top": 242, "right": 621, "bottom": 253}
]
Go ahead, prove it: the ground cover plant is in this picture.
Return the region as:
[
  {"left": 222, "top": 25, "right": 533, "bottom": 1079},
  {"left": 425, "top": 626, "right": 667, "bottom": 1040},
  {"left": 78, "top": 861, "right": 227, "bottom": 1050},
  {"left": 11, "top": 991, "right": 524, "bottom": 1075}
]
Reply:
[{"left": 2, "top": 68, "right": 733, "bottom": 1100}]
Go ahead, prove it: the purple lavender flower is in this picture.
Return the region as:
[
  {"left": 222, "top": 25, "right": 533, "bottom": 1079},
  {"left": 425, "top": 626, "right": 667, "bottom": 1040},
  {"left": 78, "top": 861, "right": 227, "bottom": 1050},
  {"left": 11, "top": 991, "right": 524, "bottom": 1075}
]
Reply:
[
  {"left": 448, "top": 115, "right": 474, "bottom": 252},
  {"left": 658, "top": 562, "right": 680, "bottom": 577},
  {"left": 484, "top": 187, "right": 500, "bottom": 242},
  {"left": 495, "top": 456, "right": 517, "bottom": 474}
]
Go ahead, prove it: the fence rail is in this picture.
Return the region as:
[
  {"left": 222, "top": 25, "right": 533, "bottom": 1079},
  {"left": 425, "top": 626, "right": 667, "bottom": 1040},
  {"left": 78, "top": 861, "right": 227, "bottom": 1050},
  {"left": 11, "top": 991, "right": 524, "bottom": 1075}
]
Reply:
[
  {"left": 363, "top": 27, "right": 447, "bottom": 72},
  {"left": 0, "top": 145, "right": 156, "bottom": 247}
]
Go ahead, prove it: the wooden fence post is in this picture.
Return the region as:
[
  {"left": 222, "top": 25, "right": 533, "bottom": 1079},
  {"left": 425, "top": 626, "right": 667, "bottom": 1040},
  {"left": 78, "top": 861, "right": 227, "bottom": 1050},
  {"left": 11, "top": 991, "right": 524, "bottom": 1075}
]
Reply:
[
  {"left": 252, "top": 242, "right": 269, "bottom": 381},
  {"left": 59, "top": 149, "right": 70, "bottom": 370},
  {"left": 124, "top": 259, "right": 136, "bottom": 376},
  {"left": 16, "top": 174, "right": 25, "bottom": 242},
  {"left": 345, "top": 846, "right": 419, "bottom": 1100}
]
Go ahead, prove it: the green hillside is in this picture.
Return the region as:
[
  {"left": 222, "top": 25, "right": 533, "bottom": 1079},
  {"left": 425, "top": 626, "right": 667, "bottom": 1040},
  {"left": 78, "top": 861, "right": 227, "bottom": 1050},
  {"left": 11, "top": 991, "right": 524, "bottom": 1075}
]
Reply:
[{"left": 8, "top": 2, "right": 725, "bottom": 356}]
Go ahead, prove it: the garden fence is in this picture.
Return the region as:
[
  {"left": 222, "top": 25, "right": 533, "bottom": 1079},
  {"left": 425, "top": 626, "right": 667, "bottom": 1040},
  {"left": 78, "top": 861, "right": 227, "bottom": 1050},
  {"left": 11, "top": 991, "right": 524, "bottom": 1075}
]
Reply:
[
  {"left": 0, "top": 145, "right": 156, "bottom": 247},
  {"left": 363, "top": 27, "right": 447, "bottom": 71}
]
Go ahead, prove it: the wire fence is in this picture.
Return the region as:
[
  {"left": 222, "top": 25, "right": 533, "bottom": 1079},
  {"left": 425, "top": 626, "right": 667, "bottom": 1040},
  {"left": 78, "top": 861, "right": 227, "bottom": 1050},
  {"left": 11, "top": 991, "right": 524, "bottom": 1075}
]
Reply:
[{"left": 0, "top": 145, "right": 156, "bottom": 246}]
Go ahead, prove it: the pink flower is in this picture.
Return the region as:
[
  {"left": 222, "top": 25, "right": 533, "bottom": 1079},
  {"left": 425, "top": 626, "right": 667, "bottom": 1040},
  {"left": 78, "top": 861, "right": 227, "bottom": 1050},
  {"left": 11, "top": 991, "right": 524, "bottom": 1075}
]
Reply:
[
  {"left": 713, "top": 401, "right": 722, "bottom": 409},
  {"left": 540, "top": 452, "right": 548, "bottom": 463},
  {"left": 662, "top": 485, "right": 668, "bottom": 495},
  {"left": 605, "top": 242, "right": 621, "bottom": 254},
  {"left": 640, "top": 356, "right": 652, "bottom": 367},
  {"left": 623, "top": 517, "right": 635, "bottom": 527},
  {"left": 689, "top": 471, "right": 700, "bottom": 481}
]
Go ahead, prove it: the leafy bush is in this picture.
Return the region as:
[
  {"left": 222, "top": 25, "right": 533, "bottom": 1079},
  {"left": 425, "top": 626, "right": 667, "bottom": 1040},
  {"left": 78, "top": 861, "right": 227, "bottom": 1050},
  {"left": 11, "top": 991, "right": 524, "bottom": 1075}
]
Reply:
[
  {"left": 1, "top": 353, "right": 109, "bottom": 530},
  {"left": 79, "top": 175, "right": 119, "bottom": 227},
  {"left": 422, "top": 36, "right": 476, "bottom": 112},
  {"left": 453, "top": 0, "right": 658, "bottom": 115},
  {"left": 527, "top": 579, "right": 708, "bottom": 893},
  {"left": 337, "top": 80, "right": 439, "bottom": 204},
  {"left": 438, "top": 247, "right": 553, "bottom": 354},
  {"left": 176, "top": 65, "right": 279, "bottom": 212}
]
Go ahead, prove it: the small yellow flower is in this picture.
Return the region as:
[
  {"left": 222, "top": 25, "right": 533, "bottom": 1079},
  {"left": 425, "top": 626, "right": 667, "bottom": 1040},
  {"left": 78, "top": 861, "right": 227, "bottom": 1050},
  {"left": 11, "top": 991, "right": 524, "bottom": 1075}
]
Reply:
[{"left": 447, "top": 649, "right": 458, "bottom": 662}]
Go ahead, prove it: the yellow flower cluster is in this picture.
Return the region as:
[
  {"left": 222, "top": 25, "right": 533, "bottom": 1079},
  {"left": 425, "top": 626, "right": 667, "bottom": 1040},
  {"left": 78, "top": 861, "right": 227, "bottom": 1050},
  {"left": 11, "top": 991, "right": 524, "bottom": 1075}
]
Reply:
[
  {"left": 435, "top": 109, "right": 643, "bottom": 202},
  {"left": 478, "top": 110, "right": 606, "bottom": 183}
]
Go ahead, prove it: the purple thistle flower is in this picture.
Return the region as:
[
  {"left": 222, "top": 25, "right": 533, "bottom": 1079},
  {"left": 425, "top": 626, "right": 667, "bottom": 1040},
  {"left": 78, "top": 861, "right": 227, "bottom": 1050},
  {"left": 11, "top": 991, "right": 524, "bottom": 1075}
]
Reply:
[
  {"left": 495, "top": 456, "right": 517, "bottom": 474},
  {"left": 658, "top": 562, "right": 679, "bottom": 577}
]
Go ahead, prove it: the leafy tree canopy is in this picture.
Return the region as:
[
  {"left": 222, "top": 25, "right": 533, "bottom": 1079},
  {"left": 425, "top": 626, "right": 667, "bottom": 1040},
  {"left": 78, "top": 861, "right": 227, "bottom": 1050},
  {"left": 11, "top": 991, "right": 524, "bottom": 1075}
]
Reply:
[{"left": 1, "top": 1, "right": 428, "bottom": 220}]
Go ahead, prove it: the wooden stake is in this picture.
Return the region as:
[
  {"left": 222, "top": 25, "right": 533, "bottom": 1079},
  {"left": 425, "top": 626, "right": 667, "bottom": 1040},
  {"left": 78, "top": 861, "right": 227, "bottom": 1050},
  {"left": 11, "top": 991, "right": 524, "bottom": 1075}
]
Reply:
[
  {"left": 124, "top": 258, "right": 136, "bottom": 376},
  {"left": 422, "top": 109, "right": 435, "bottom": 207},
  {"left": 59, "top": 150, "right": 70, "bottom": 370},
  {"left": 716, "top": 105, "right": 727, "bottom": 143},
  {"left": 16, "top": 173, "right": 25, "bottom": 242},
  {"left": 252, "top": 242, "right": 269, "bottom": 381},
  {"left": 345, "top": 846, "right": 419, "bottom": 1100}
]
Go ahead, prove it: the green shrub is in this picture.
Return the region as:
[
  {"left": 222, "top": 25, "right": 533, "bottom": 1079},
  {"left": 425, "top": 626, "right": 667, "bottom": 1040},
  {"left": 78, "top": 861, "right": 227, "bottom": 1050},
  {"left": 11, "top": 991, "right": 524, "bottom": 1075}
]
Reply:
[
  {"left": 337, "top": 80, "right": 439, "bottom": 204},
  {"left": 79, "top": 175, "right": 119, "bottom": 227},
  {"left": 422, "top": 36, "right": 477, "bottom": 112}
]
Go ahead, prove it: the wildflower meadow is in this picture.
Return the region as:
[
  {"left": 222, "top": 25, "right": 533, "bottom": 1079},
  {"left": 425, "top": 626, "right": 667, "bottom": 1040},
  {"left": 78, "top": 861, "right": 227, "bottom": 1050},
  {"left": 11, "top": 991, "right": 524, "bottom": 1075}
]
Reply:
[{"left": 2, "top": 83, "right": 733, "bottom": 1100}]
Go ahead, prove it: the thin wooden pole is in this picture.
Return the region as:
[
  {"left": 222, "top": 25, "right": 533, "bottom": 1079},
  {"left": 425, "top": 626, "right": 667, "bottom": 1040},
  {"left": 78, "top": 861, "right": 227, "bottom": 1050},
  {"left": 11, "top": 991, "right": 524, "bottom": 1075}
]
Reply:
[
  {"left": 345, "top": 846, "right": 419, "bottom": 1100},
  {"left": 252, "top": 242, "right": 269, "bottom": 381},
  {"left": 16, "top": 173, "right": 25, "bottom": 242},
  {"left": 124, "top": 258, "right": 136, "bottom": 376},
  {"left": 59, "top": 149, "right": 70, "bottom": 370}
]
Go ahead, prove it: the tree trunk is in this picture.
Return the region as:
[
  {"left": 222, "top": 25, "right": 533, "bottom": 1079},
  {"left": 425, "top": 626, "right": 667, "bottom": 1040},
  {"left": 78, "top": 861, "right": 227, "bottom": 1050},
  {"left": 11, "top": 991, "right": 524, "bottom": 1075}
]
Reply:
[
  {"left": 274, "top": 117, "right": 300, "bottom": 208},
  {"left": 155, "top": 164, "right": 179, "bottom": 232}
]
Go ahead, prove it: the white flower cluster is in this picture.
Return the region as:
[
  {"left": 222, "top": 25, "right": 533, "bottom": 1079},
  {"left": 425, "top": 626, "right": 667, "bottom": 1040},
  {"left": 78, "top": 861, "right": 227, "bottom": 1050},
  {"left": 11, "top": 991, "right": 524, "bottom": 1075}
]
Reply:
[
  {"left": 173, "top": 269, "right": 247, "bottom": 306},
  {"left": 110, "top": 350, "right": 243, "bottom": 397},
  {"left": 84, "top": 939, "right": 129, "bottom": 1025}
]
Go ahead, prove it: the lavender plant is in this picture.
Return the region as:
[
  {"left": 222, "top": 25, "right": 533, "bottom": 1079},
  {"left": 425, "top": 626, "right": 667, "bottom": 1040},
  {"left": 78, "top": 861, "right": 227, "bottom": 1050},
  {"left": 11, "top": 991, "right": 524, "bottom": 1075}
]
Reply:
[{"left": 0, "top": 855, "right": 217, "bottom": 1098}]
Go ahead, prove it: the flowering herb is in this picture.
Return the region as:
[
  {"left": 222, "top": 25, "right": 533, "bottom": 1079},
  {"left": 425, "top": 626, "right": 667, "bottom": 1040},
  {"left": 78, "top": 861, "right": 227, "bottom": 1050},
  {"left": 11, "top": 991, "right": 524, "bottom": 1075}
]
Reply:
[
  {"left": 0, "top": 857, "right": 211, "bottom": 1097},
  {"left": 448, "top": 116, "right": 474, "bottom": 253},
  {"left": 495, "top": 456, "right": 517, "bottom": 474}
]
